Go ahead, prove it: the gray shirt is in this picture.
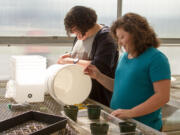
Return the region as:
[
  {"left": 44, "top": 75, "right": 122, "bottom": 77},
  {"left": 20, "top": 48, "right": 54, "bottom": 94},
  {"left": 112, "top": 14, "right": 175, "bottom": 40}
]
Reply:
[{"left": 71, "top": 34, "right": 96, "bottom": 60}]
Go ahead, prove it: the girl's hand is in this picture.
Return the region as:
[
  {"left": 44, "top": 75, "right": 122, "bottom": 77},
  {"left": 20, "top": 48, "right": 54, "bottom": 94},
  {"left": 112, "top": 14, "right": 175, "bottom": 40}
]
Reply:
[
  {"left": 84, "top": 64, "right": 101, "bottom": 80},
  {"left": 111, "top": 109, "right": 134, "bottom": 119}
]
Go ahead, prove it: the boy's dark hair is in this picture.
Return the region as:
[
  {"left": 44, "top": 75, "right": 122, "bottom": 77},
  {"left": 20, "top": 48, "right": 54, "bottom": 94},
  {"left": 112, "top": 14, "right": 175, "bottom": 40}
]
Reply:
[{"left": 64, "top": 6, "right": 97, "bottom": 36}]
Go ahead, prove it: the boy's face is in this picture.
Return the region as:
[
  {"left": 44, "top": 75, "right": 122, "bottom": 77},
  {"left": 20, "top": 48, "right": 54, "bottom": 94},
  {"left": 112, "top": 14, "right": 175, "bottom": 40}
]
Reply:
[{"left": 71, "top": 27, "right": 88, "bottom": 40}]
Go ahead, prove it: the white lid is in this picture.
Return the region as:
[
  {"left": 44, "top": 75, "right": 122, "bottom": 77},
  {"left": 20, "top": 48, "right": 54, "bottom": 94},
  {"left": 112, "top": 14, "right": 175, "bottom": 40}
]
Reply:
[{"left": 11, "top": 55, "right": 46, "bottom": 63}]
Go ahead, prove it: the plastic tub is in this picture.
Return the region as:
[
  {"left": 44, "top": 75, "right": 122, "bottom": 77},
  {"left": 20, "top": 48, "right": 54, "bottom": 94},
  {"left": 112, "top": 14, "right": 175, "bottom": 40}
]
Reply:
[{"left": 46, "top": 64, "right": 92, "bottom": 105}]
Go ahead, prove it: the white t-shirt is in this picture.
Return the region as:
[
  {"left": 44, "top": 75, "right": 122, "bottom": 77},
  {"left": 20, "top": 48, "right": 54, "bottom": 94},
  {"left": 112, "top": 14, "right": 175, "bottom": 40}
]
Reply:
[{"left": 71, "top": 34, "right": 96, "bottom": 60}]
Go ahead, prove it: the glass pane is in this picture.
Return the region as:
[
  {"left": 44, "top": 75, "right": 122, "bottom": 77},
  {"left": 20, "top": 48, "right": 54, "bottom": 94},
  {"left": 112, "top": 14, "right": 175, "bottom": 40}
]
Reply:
[
  {"left": 0, "top": 0, "right": 117, "bottom": 37},
  {"left": 0, "top": 45, "right": 72, "bottom": 80},
  {"left": 122, "top": 0, "right": 180, "bottom": 38}
]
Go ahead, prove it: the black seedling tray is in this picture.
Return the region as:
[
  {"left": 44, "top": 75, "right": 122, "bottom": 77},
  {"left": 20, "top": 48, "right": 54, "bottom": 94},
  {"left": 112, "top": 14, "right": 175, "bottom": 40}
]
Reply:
[{"left": 0, "top": 111, "right": 67, "bottom": 135}]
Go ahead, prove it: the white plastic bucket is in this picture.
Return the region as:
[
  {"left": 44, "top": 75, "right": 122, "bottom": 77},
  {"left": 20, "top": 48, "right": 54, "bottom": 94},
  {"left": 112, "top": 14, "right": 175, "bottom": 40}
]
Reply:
[{"left": 45, "top": 64, "right": 92, "bottom": 105}]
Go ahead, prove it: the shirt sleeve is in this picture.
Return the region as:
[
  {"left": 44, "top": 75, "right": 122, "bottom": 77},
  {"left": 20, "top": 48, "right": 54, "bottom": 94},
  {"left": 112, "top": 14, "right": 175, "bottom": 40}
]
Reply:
[
  {"left": 149, "top": 52, "right": 171, "bottom": 82},
  {"left": 91, "top": 33, "right": 118, "bottom": 78}
]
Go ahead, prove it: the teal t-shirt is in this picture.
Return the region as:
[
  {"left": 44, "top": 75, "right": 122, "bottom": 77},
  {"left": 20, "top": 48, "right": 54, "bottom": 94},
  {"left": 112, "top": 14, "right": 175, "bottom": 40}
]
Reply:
[{"left": 110, "top": 47, "right": 171, "bottom": 130}]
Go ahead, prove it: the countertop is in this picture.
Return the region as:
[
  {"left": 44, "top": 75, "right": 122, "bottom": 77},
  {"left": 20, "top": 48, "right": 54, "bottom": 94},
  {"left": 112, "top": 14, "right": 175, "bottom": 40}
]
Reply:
[
  {"left": 0, "top": 87, "right": 164, "bottom": 135},
  {"left": 168, "top": 76, "right": 180, "bottom": 108}
]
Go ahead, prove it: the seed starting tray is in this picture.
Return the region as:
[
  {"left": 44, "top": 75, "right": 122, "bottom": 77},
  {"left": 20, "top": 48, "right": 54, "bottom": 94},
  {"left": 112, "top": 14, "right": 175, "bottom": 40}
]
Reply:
[
  {"left": 62, "top": 109, "right": 143, "bottom": 135},
  {"left": 0, "top": 111, "right": 67, "bottom": 135}
]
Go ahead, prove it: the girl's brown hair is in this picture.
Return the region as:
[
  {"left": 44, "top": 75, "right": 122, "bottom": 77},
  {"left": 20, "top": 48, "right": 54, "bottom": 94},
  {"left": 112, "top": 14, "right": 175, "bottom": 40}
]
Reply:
[{"left": 111, "top": 13, "right": 160, "bottom": 56}]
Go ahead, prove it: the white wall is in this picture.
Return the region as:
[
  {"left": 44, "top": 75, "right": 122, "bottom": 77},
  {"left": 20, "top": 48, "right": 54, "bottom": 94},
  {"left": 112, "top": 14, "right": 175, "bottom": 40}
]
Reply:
[{"left": 159, "top": 46, "right": 180, "bottom": 75}]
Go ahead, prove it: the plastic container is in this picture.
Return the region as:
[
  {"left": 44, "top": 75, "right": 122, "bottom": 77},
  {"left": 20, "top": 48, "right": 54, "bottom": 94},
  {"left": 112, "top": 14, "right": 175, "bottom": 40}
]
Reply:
[
  {"left": 14, "top": 80, "right": 45, "bottom": 103},
  {"left": 64, "top": 105, "right": 78, "bottom": 121},
  {"left": 119, "top": 121, "right": 137, "bottom": 133},
  {"left": 87, "top": 104, "right": 101, "bottom": 120},
  {"left": 10, "top": 55, "right": 46, "bottom": 81},
  {"left": 90, "top": 122, "right": 109, "bottom": 135},
  {"left": 46, "top": 64, "right": 92, "bottom": 105},
  {"left": 8, "top": 55, "right": 46, "bottom": 103}
]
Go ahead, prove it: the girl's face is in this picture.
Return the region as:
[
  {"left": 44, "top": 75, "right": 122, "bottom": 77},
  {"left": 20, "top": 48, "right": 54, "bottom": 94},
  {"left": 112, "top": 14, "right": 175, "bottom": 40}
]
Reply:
[{"left": 116, "top": 28, "right": 134, "bottom": 54}]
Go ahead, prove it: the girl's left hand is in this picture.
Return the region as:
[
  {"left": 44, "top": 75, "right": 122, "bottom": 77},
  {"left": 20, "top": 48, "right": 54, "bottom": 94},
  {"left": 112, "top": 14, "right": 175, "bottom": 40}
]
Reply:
[
  {"left": 84, "top": 64, "right": 101, "bottom": 80},
  {"left": 111, "top": 109, "right": 134, "bottom": 119}
]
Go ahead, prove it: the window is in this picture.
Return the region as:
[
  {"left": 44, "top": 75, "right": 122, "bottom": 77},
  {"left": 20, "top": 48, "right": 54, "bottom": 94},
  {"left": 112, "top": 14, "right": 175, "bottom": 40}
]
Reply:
[
  {"left": 122, "top": 0, "right": 180, "bottom": 38},
  {"left": 0, "top": 0, "right": 117, "bottom": 80},
  {"left": 122, "top": 0, "right": 180, "bottom": 75},
  {"left": 0, "top": 0, "right": 117, "bottom": 37}
]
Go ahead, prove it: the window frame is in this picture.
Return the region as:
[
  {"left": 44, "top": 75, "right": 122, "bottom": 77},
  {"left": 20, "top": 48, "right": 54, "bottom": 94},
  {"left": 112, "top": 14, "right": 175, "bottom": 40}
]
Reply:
[
  {"left": 0, "top": 0, "right": 179, "bottom": 46},
  {"left": 0, "top": 37, "right": 73, "bottom": 46}
]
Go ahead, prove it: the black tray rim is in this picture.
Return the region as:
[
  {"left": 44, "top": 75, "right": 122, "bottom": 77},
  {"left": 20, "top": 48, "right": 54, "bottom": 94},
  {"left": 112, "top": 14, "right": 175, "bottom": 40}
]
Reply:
[{"left": 0, "top": 110, "right": 67, "bottom": 135}]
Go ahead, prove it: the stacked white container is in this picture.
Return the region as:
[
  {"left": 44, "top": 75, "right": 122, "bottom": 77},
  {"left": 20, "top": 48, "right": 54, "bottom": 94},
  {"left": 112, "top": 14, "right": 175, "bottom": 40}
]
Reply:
[{"left": 9, "top": 55, "right": 46, "bottom": 103}]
